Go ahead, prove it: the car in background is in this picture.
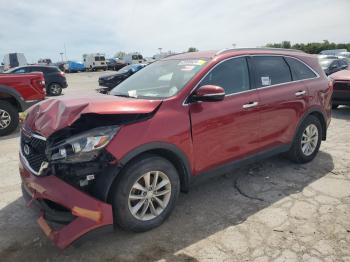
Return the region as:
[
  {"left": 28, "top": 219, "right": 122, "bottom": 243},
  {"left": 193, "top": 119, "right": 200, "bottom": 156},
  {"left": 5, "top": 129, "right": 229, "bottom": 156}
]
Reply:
[
  {"left": 106, "top": 58, "right": 126, "bottom": 71},
  {"left": 319, "top": 57, "right": 348, "bottom": 75},
  {"left": 123, "top": 52, "right": 144, "bottom": 65},
  {"left": 329, "top": 70, "right": 350, "bottom": 109},
  {"left": 6, "top": 65, "right": 68, "bottom": 96},
  {"left": 320, "top": 49, "right": 348, "bottom": 56},
  {"left": 38, "top": 58, "right": 52, "bottom": 65},
  {"left": 97, "top": 64, "right": 146, "bottom": 94},
  {"left": 64, "top": 61, "right": 85, "bottom": 73},
  {"left": 83, "top": 53, "right": 107, "bottom": 71},
  {"left": 3, "top": 53, "right": 27, "bottom": 71},
  {"left": 0, "top": 71, "right": 45, "bottom": 135}
]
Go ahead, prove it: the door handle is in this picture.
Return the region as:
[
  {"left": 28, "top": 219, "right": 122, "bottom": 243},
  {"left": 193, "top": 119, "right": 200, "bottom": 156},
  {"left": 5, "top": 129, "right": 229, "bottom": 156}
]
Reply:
[
  {"left": 242, "top": 101, "right": 258, "bottom": 109},
  {"left": 295, "top": 90, "right": 306, "bottom": 96}
]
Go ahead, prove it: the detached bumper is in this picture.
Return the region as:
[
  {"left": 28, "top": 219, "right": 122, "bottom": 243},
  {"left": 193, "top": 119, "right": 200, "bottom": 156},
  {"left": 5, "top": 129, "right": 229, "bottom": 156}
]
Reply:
[{"left": 19, "top": 156, "right": 113, "bottom": 249}]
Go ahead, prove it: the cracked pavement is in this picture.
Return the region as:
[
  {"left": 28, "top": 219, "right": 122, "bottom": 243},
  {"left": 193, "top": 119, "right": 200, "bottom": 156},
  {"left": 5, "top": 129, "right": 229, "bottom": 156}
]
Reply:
[{"left": 0, "top": 71, "right": 349, "bottom": 261}]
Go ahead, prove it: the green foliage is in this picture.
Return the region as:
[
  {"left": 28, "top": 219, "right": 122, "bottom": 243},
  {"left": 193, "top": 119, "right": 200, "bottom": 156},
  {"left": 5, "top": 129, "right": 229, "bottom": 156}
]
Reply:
[
  {"left": 265, "top": 40, "right": 350, "bottom": 54},
  {"left": 187, "top": 47, "right": 198, "bottom": 52}
]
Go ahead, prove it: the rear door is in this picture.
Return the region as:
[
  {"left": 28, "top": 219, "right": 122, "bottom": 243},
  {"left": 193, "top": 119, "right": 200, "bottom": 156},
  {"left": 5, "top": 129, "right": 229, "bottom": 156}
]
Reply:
[
  {"left": 189, "top": 56, "right": 261, "bottom": 174},
  {"left": 252, "top": 55, "right": 312, "bottom": 150}
]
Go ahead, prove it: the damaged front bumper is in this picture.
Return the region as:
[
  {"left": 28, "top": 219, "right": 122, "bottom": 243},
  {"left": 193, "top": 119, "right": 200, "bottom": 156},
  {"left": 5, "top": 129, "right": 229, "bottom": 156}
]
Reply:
[{"left": 19, "top": 154, "right": 114, "bottom": 249}]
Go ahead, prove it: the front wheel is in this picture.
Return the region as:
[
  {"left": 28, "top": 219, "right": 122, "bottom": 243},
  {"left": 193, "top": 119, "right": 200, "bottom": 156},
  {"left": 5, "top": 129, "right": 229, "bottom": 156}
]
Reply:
[
  {"left": 0, "top": 101, "right": 19, "bottom": 136},
  {"left": 287, "top": 115, "right": 322, "bottom": 163},
  {"left": 111, "top": 155, "right": 180, "bottom": 232},
  {"left": 47, "top": 83, "right": 62, "bottom": 96}
]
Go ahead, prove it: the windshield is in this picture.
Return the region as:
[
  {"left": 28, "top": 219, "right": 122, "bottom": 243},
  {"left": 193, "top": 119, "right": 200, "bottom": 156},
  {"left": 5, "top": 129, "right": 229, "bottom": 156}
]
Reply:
[
  {"left": 319, "top": 59, "right": 334, "bottom": 69},
  {"left": 111, "top": 59, "right": 207, "bottom": 99},
  {"left": 118, "top": 64, "right": 137, "bottom": 73}
]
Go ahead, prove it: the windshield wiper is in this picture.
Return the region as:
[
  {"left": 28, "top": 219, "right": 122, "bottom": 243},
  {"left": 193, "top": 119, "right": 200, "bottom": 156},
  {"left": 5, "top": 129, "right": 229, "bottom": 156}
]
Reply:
[{"left": 113, "top": 93, "right": 137, "bottom": 98}]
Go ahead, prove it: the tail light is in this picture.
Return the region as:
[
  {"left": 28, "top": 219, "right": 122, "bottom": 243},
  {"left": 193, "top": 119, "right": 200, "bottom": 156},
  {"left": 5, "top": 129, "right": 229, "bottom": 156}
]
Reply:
[{"left": 60, "top": 71, "right": 65, "bottom": 77}]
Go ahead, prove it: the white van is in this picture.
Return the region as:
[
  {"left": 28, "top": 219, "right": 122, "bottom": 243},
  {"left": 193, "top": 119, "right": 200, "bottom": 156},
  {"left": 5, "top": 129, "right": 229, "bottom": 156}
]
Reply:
[
  {"left": 123, "top": 53, "right": 144, "bottom": 65},
  {"left": 83, "top": 53, "right": 107, "bottom": 71},
  {"left": 3, "top": 53, "right": 27, "bottom": 70}
]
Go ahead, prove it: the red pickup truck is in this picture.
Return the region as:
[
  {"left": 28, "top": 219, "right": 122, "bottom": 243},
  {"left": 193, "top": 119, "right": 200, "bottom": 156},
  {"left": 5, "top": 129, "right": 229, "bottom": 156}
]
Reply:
[{"left": 0, "top": 72, "right": 45, "bottom": 136}]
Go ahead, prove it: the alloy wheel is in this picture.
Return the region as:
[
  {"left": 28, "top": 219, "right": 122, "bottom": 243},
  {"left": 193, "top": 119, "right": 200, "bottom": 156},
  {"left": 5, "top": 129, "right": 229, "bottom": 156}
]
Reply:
[
  {"left": 128, "top": 171, "right": 171, "bottom": 221},
  {"left": 0, "top": 109, "right": 11, "bottom": 129},
  {"left": 301, "top": 124, "right": 319, "bottom": 156}
]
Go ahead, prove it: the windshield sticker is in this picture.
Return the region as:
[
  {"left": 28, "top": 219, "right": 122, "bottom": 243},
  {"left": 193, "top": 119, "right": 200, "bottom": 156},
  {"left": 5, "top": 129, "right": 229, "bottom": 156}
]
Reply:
[
  {"left": 128, "top": 90, "right": 137, "bottom": 97},
  {"left": 178, "top": 60, "right": 206, "bottom": 66},
  {"left": 181, "top": 65, "right": 195, "bottom": 71},
  {"left": 261, "top": 76, "right": 271, "bottom": 86}
]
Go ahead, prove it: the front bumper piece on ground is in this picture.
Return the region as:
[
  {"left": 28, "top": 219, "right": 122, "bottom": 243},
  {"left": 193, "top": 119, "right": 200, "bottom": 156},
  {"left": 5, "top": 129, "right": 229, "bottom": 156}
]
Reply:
[{"left": 19, "top": 154, "right": 113, "bottom": 249}]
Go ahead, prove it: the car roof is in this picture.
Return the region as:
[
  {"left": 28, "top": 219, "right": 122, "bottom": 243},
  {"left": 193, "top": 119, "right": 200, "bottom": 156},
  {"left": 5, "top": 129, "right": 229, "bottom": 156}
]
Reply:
[{"left": 163, "top": 48, "right": 307, "bottom": 61}]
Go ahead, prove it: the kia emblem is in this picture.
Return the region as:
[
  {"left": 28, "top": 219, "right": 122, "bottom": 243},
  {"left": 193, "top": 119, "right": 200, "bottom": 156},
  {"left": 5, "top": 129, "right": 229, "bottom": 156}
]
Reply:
[{"left": 23, "top": 144, "right": 30, "bottom": 156}]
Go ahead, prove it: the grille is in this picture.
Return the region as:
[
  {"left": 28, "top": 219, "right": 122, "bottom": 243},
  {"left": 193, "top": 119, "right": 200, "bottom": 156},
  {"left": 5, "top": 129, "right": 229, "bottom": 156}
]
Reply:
[{"left": 21, "top": 131, "right": 48, "bottom": 174}]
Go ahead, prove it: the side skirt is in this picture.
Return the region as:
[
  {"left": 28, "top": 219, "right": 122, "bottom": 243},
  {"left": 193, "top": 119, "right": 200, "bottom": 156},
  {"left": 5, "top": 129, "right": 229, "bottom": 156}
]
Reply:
[{"left": 190, "top": 144, "right": 291, "bottom": 186}]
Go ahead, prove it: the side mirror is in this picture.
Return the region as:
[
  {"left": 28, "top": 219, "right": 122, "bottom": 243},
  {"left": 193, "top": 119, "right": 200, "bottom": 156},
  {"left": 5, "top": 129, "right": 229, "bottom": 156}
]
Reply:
[{"left": 192, "top": 85, "right": 225, "bottom": 102}]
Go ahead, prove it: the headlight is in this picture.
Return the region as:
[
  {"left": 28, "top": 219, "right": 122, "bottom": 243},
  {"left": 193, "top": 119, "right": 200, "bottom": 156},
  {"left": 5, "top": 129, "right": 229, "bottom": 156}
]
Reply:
[{"left": 48, "top": 126, "right": 119, "bottom": 163}]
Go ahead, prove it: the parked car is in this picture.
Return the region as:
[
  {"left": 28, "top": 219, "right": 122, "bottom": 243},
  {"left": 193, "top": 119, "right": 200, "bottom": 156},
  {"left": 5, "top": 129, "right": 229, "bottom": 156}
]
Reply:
[
  {"left": 97, "top": 64, "right": 146, "bottom": 94},
  {"left": 19, "top": 48, "right": 332, "bottom": 249},
  {"left": 6, "top": 65, "right": 68, "bottom": 96},
  {"left": 83, "top": 53, "right": 107, "bottom": 71},
  {"left": 0, "top": 72, "right": 45, "bottom": 135},
  {"left": 329, "top": 70, "right": 350, "bottom": 109},
  {"left": 38, "top": 58, "right": 52, "bottom": 65},
  {"left": 123, "top": 52, "right": 144, "bottom": 65},
  {"left": 64, "top": 61, "right": 85, "bottom": 73},
  {"left": 3, "top": 53, "right": 27, "bottom": 71},
  {"left": 319, "top": 57, "right": 348, "bottom": 75},
  {"left": 106, "top": 58, "right": 126, "bottom": 71}
]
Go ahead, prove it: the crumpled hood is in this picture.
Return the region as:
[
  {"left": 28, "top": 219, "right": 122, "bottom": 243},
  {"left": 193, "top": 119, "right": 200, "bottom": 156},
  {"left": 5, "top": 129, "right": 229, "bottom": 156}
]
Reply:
[{"left": 25, "top": 94, "right": 162, "bottom": 137}]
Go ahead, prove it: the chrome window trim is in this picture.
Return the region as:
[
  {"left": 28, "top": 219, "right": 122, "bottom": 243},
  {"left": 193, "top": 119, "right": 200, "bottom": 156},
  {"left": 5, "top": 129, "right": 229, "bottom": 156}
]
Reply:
[{"left": 183, "top": 54, "right": 320, "bottom": 106}]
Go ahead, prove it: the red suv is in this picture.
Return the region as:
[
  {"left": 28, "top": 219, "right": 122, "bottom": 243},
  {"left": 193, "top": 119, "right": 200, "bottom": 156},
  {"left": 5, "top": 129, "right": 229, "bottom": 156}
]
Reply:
[{"left": 19, "top": 48, "right": 332, "bottom": 248}]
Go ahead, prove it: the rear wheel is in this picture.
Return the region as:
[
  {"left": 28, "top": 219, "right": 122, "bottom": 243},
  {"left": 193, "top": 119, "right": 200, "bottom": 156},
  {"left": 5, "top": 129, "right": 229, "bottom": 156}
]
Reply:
[
  {"left": 0, "top": 101, "right": 19, "bottom": 136},
  {"left": 47, "top": 83, "right": 62, "bottom": 96},
  {"left": 287, "top": 115, "right": 322, "bottom": 163},
  {"left": 111, "top": 155, "right": 180, "bottom": 232}
]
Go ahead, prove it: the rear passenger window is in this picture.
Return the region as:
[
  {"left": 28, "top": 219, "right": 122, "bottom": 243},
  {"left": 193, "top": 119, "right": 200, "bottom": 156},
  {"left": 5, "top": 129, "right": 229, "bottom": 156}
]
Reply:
[
  {"left": 252, "top": 56, "right": 291, "bottom": 88},
  {"left": 285, "top": 57, "right": 317, "bottom": 80},
  {"left": 200, "top": 57, "right": 250, "bottom": 95}
]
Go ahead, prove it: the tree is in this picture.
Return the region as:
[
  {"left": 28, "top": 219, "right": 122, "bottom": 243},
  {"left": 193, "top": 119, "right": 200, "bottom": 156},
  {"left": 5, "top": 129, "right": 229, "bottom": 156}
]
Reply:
[
  {"left": 114, "top": 51, "right": 126, "bottom": 59},
  {"left": 265, "top": 41, "right": 350, "bottom": 54},
  {"left": 187, "top": 47, "right": 198, "bottom": 52}
]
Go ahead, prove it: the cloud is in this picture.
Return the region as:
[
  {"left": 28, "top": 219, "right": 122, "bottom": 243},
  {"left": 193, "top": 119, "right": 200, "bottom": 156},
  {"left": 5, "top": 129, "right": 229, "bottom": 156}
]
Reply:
[{"left": 0, "top": 0, "right": 349, "bottom": 62}]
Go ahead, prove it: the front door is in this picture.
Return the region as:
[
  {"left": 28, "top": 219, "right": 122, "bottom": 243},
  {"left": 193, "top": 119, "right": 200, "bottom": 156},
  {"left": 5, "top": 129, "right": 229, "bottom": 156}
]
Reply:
[{"left": 189, "top": 57, "right": 260, "bottom": 174}]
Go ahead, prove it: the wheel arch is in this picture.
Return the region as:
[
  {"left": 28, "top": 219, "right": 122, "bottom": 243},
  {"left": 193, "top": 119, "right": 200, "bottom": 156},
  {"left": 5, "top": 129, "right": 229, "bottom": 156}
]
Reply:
[
  {"left": 296, "top": 108, "right": 327, "bottom": 141},
  {"left": 0, "top": 85, "right": 24, "bottom": 111},
  {"left": 102, "top": 143, "right": 192, "bottom": 203}
]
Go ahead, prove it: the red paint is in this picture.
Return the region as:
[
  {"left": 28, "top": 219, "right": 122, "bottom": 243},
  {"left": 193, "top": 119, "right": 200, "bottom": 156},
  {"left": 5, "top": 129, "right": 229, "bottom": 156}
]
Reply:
[
  {"left": 20, "top": 49, "right": 332, "bottom": 248},
  {"left": 0, "top": 72, "right": 45, "bottom": 101},
  {"left": 19, "top": 155, "right": 113, "bottom": 249}
]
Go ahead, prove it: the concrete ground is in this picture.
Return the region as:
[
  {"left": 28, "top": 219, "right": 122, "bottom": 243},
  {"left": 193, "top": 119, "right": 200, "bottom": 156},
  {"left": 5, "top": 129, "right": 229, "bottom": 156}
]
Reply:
[{"left": 0, "top": 71, "right": 349, "bottom": 262}]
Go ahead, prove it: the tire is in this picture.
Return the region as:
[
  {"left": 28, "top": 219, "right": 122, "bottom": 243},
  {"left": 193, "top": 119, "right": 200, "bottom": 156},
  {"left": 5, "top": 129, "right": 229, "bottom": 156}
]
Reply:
[
  {"left": 332, "top": 104, "right": 339, "bottom": 109},
  {"left": 111, "top": 154, "right": 180, "bottom": 232},
  {"left": 287, "top": 115, "right": 322, "bottom": 163},
  {"left": 0, "top": 101, "right": 19, "bottom": 136},
  {"left": 47, "top": 83, "right": 62, "bottom": 96}
]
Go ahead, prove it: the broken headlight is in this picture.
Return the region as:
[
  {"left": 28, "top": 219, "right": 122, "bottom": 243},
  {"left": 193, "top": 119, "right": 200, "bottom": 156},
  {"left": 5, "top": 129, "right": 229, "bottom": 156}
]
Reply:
[{"left": 48, "top": 126, "right": 119, "bottom": 163}]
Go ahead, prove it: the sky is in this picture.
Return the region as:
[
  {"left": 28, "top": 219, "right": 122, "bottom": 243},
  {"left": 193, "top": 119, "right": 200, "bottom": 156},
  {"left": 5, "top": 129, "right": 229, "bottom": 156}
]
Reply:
[{"left": 1, "top": 0, "right": 349, "bottom": 63}]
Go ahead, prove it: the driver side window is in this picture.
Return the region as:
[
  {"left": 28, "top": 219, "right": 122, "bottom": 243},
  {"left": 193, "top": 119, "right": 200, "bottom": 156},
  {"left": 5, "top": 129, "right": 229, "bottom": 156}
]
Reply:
[{"left": 200, "top": 57, "right": 250, "bottom": 95}]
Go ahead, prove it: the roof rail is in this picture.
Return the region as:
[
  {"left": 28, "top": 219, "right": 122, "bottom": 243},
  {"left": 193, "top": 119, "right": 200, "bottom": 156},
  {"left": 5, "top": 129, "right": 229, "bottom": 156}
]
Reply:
[{"left": 215, "top": 47, "right": 305, "bottom": 56}]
